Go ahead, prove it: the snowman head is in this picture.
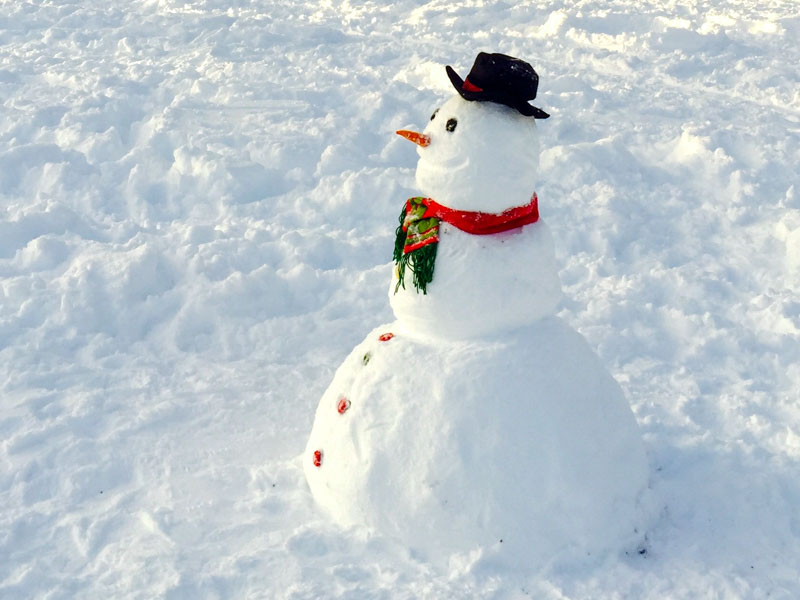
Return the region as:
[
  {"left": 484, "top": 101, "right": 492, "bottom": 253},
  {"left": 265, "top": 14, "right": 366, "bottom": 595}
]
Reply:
[
  {"left": 398, "top": 94, "right": 540, "bottom": 213},
  {"left": 398, "top": 53, "right": 549, "bottom": 213}
]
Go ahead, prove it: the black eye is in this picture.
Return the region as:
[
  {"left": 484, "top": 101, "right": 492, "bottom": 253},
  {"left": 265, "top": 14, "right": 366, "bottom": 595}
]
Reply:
[
  {"left": 430, "top": 108, "right": 439, "bottom": 121},
  {"left": 446, "top": 118, "right": 457, "bottom": 132}
]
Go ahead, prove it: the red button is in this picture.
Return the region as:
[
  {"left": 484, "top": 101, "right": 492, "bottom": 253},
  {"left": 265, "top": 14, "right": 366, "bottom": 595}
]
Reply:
[
  {"left": 378, "top": 332, "right": 394, "bottom": 342},
  {"left": 337, "top": 397, "right": 351, "bottom": 414},
  {"left": 313, "top": 450, "right": 322, "bottom": 467}
]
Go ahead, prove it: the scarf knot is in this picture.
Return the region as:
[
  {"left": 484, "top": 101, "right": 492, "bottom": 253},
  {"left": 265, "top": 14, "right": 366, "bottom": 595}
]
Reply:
[{"left": 393, "top": 194, "right": 540, "bottom": 294}]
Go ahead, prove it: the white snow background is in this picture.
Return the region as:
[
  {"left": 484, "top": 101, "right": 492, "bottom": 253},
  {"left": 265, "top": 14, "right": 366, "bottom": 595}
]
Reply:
[{"left": 1, "top": 0, "right": 799, "bottom": 598}]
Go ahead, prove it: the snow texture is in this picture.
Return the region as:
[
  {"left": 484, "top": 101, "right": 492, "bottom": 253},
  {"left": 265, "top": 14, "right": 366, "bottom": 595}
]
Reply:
[{"left": 1, "top": 0, "right": 800, "bottom": 598}]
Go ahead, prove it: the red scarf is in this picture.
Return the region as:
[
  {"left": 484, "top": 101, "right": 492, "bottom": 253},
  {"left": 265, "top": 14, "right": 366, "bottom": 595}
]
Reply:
[{"left": 414, "top": 193, "right": 539, "bottom": 237}]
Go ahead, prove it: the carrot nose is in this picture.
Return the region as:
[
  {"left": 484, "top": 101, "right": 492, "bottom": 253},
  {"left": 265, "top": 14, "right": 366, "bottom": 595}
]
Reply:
[{"left": 396, "top": 129, "right": 431, "bottom": 147}]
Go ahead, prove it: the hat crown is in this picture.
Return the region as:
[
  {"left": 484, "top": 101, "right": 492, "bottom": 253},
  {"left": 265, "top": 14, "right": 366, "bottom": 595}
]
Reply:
[
  {"left": 445, "top": 52, "right": 549, "bottom": 119},
  {"left": 467, "top": 52, "right": 539, "bottom": 100}
]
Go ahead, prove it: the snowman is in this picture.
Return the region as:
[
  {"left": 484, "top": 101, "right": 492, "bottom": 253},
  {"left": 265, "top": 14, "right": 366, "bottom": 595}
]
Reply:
[{"left": 304, "top": 53, "right": 651, "bottom": 568}]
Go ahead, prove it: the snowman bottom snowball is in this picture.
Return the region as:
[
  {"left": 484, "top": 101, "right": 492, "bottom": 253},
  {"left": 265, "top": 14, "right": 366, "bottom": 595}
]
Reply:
[{"left": 304, "top": 321, "right": 652, "bottom": 568}]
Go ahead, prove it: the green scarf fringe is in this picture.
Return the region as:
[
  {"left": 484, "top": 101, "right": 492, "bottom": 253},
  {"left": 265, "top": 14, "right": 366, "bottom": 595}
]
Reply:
[{"left": 393, "top": 203, "right": 438, "bottom": 295}]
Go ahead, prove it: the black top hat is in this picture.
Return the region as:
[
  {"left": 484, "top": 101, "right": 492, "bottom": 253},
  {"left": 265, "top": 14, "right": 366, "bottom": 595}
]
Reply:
[{"left": 446, "top": 52, "right": 550, "bottom": 119}]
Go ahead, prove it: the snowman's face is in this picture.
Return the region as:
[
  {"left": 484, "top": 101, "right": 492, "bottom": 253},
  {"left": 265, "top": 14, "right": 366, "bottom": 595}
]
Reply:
[{"left": 413, "top": 95, "right": 540, "bottom": 213}]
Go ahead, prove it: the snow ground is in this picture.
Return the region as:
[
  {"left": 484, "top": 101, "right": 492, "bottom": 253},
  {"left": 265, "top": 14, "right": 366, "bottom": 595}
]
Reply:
[{"left": 1, "top": 0, "right": 799, "bottom": 598}]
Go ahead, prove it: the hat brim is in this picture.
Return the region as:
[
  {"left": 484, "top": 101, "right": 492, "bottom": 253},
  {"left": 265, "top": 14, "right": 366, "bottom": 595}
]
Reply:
[{"left": 445, "top": 65, "right": 550, "bottom": 119}]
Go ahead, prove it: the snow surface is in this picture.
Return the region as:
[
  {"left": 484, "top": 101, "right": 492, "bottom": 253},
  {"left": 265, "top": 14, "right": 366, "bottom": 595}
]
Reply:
[{"left": 1, "top": 0, "right": 799, "bottom": 598}]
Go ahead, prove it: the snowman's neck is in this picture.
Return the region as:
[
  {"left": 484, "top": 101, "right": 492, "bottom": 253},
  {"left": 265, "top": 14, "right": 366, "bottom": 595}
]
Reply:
[
  {"left": 394, "top": 193, "right": 541, "bottom": 294},
  {"left": 418, "top": 193, "right": 539, "bottom": 236}
]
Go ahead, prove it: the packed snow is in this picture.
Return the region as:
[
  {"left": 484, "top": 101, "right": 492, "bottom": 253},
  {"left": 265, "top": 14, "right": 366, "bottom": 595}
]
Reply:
[{"left": 1, "top": 0, "right": 799, "bottom": 598}]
